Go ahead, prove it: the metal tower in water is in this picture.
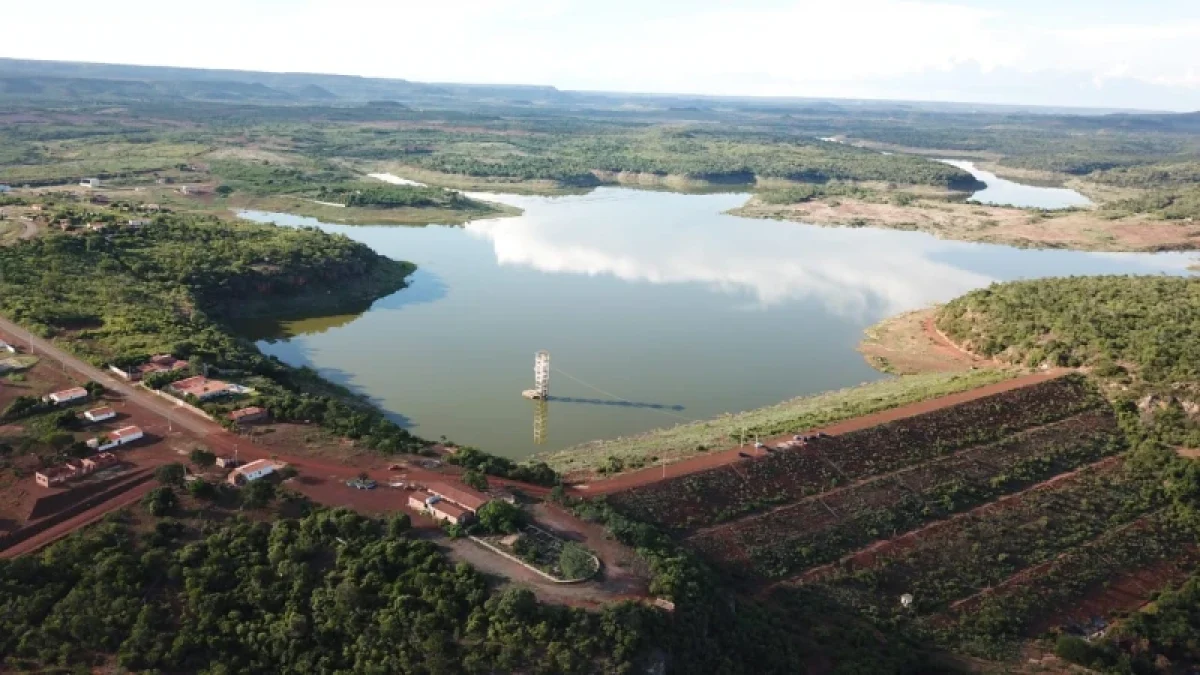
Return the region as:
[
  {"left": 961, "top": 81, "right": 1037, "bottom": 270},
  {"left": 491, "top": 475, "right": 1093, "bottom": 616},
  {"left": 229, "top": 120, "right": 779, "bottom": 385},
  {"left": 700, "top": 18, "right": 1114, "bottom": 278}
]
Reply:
[{"left": 522, "top": 350, "right": 550, "bottom": 400}]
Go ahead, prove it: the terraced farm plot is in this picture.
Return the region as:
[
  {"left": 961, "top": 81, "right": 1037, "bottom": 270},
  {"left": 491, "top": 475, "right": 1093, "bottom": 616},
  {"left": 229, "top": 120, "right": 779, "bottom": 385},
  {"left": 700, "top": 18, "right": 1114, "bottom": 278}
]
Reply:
[
  {"left": 607, "top": 374, "right": 1103, "bottom": 531},
  {"left": 685, "top": 409, "right": 1127, "bottom": 580},
  {"left": 806, "top": 458, "right": 1163, "bottom": 618},
  {"left": 942, "top": 510, "right": 1197, "bottom": 658}
]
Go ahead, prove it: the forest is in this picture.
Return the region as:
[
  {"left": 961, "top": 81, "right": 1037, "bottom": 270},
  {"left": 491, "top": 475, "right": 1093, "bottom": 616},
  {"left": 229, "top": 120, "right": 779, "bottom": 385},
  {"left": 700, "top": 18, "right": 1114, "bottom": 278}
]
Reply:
[
  {"left": 0, "top": 507, "right": 654, "bottom": 674},
  {"left": 0, "top": 207, "right": 435, "bottom": 454},
  {"left": 937, "top": 277, "right": 1200, "bottom": 442}
]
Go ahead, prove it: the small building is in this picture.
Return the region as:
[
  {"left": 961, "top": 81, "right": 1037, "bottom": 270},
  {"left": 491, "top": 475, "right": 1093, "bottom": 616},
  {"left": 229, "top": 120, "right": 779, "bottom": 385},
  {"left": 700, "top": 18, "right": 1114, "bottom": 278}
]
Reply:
[
  {"left": 227, "top": 459, "right": 282, "bottom": 485},
  {"left": 215, "top": 455, "right": 240, "bottom": 469},
  {"left": 87, "top": 425, "right": 144, "bottom": 451},
  {"left": 407, "top": 490, "right": 435, "bottom": 512},
  {"left": 83, "top": 406, "right": 116, "bottom": 423},
  {"left": 47, "top": 387, "right": 89, "bottom": 405},
  {"left": 0, "top": 340, "right": 16, "bottom": 354},
  {"left": 228, "top": 406, "right": 268, "bottom": 425},
  {"left": 408, "top": 490, "right": 471, "bottom": 525},
  {"left": 110, "top": 353, "right": 189, "bottom": 381},
  {"left": 429, "top": 499, "right": 471, "bottom": 525},
  {"left": 127, "top": 219, "right": 151, "bottom": 228},
  {"left": 80, "top": 178, "right": 101, "bottom": 189},
  {"left": 86, "top": 222, "right": 108, "bottom": 232},
  {"left": 178, "top": 185, "right": 212, "bottom": 196},
  {"left": 168, "top": 375, "right": 233, "bottom": 401},
  {"left": 35, "top": 466, "right": 77, "bottom": 488},
  {"left": 81, "top": 452, "right": 119, "bottom": 473},
  {"left": 427, "top": 482, "right": 490, "bottom": 514}
]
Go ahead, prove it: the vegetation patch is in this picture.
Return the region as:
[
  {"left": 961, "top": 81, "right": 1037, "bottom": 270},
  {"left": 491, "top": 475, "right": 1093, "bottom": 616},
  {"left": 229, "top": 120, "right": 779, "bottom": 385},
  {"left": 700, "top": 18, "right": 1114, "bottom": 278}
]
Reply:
[{"left": 539, "top": 369, "right": 1010, "bottom": 477}]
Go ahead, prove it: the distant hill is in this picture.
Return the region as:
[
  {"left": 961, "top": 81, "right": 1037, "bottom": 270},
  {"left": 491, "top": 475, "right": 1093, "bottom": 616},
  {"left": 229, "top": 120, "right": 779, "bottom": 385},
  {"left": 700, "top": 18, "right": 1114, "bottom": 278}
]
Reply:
[{"left": 0, "top": 58, "right": 565, "bottom": 105}]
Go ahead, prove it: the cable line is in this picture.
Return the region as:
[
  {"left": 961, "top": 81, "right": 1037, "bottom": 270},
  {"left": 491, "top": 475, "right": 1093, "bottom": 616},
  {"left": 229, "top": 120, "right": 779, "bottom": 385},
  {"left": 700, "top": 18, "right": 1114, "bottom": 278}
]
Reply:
[{"left": 550, "top": 366, "right": 695, "bottom": 422}]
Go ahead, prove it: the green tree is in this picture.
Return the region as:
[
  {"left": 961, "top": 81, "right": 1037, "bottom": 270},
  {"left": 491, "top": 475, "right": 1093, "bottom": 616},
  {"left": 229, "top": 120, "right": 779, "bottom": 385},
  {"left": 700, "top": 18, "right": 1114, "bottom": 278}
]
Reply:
[
  {"left": 461, "top": 469, "right": 489, "bottom": 491},
  {"left": 186, "top": 478, "right": 216, "bottom": 499},
  {"left": 155, "top": 462, "right": 186, "bottom": 487},
  {"left": 242, "top": 478, "right": 275, "bottom": 508},
  {"left": 475, "top": 500, "right": 524, "bottom": 535},
  {"left": 557, "top": 542, "right": 597, "bottom": 581},
  {"left": 143, "top": 486, "right": 177, "bottom": 516},
  {"left": 189, "top": 448, "right": 216, "bottom": 468}
]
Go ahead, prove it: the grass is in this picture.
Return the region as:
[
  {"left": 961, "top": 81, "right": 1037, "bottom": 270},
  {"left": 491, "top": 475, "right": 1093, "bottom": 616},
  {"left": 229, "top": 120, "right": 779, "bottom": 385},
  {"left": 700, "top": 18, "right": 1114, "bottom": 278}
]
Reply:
[
  {"left": 228, "top": 194, "right": 520, "bottom": 226},
  {"left": 0, "top": 356, "right": 39, "bottom": 374},
  {"left": 537, "top": 369, "right": 1013, "bottom": 476},
  {"left": 0, "top": 140, "right": 211, "bottom": 184}
]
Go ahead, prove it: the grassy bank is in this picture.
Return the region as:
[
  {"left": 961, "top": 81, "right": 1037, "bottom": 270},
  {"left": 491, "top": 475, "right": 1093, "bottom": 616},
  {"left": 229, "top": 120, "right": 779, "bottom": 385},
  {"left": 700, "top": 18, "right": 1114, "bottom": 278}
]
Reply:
[
  {"left": 229, "top": 193, "right": 519, "bottom": 226},
  {"left": 537, "top": 369, "right": 1012, "bottom": 477}
]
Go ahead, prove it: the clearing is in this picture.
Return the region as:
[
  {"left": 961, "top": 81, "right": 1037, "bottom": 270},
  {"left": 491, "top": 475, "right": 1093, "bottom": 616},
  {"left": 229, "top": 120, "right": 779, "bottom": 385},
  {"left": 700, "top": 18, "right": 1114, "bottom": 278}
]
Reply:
[{"left": 731, "top": 195, "right": 1200, "bottom": 252}]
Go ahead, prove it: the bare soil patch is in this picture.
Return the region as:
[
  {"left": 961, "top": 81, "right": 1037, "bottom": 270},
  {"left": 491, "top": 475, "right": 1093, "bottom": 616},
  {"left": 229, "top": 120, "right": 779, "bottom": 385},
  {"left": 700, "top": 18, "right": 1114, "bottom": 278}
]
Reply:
[
  {"left": 859, "top": 308, "right": 993, "bottom": 374},
  {"left": 733, "top": 196, "right": 1200, "bottom": 252}
]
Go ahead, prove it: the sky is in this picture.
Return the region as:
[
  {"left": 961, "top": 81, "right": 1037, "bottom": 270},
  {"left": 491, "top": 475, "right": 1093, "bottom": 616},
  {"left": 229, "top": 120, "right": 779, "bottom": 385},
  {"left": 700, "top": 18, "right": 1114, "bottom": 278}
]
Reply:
[{"left": 4, "top": 0, "right": 1200, "bottom": 111}]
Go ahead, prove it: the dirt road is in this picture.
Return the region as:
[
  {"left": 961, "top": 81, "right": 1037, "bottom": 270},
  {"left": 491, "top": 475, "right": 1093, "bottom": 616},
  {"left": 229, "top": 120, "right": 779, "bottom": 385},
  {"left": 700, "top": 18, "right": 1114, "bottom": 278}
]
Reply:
[
  {"left": 0, "top": 478, "right": 157, "bottom": 558},
  {"left": 581, "top": 370, "right": 1068, "bottom": 496}
]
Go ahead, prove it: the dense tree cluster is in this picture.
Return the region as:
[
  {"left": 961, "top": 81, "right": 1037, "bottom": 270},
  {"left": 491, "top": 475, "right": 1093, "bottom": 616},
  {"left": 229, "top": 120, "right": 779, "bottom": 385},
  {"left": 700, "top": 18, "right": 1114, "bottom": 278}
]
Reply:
[
  {"left": 0, "top": 211, "right": 429, "bottom": 455},
  {"left": 938, "top": 276, "right": 1200, "bottom": 445},
  {"left": 0, "top": 509, "right": 653, "bottom": 673},
  {"left": 938, "top": 277, "right": 1200, "bottom": 387},
  {"left": 448, "top": 446, "right": 559, "bottom": 487}
]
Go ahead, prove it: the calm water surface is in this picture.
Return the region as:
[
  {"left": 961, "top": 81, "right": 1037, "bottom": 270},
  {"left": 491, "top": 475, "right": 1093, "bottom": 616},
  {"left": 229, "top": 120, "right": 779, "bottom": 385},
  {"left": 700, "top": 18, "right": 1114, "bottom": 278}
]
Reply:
[
  {"left": 239, "top": 177, "right": 1190, "bottom": 458},
  {"left": 942, "top": 159, "right": 1093, "bottom": 209}
]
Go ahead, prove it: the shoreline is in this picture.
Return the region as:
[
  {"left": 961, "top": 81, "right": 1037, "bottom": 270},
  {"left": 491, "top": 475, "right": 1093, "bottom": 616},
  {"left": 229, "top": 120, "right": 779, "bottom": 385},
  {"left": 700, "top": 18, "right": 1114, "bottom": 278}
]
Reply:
[{"left": 730, "top": 196, "right": 1200, "bottom": 252}]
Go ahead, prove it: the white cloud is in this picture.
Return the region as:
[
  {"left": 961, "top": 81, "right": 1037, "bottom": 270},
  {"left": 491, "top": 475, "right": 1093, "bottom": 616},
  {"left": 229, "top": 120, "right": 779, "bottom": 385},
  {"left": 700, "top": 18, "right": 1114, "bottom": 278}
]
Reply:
[{"left": 3, "top": 0, "right": 1200, "bottom": 108}]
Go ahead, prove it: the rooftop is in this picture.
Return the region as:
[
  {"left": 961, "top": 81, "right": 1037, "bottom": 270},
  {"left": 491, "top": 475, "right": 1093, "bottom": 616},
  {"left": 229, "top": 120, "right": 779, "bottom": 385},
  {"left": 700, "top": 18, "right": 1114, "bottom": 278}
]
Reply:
[
  {"left": 51, "top": 387, "right": 88, "bottom": 399},
  {"left": 427, "top": 482, "right": 490, "bottom": 511},
  {"left": 110, "top": 425, "right": 143, "bottom": 440},
  {"left": 234, "top": 459, "right": 280, "bottom": 475},
  {"left": 430, "top": 500, "right": 470, "bottom": 520},
  {"left": 228, "top": 406, "right": 266, "bottom": 421},
  {"left": 170, "top": 375, "right": 231, "bottom": 398},
  {"left": 409, "top": 490, "right": 433, "bottom": 503}
]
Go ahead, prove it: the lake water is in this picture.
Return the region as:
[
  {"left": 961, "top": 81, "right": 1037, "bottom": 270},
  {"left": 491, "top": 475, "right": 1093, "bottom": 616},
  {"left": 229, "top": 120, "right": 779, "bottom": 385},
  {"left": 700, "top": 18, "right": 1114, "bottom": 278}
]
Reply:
[
  {"left": 238, "top": 177, "right": 1191, "bottom": 459},
  {"left": 942, "top": 159, "right": 1093, "bottom": 209}
]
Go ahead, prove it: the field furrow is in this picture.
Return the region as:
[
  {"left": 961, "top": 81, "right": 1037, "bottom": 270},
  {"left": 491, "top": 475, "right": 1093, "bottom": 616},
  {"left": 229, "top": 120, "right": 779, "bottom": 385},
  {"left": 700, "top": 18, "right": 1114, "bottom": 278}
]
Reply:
[
  {"left": 609, "top": 375, "right": 1100, "bottom": 531},
  {"left": 806, "top": 458, "right": 1165, "bottom": 618},
  {"left": 686, "top": 409, "right": 1125, "bottom": 579}
]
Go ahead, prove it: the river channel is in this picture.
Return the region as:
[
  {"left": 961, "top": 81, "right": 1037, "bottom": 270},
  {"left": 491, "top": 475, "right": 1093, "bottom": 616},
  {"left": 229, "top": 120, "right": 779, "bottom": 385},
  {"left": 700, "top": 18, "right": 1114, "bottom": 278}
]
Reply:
[{"left": 238, "top": 176, "right": 1193, "bottom": 459}]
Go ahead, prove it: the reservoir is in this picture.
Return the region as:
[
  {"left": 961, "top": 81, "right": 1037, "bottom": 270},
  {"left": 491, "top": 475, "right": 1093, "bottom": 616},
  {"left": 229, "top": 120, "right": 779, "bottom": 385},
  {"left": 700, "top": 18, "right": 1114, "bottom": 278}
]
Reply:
[
  {"left": 941, "top": 159, "right": 1093, "bottom": 209},
  {"left": 239, "top": 181, "right": 1190, "bottom": 459}
]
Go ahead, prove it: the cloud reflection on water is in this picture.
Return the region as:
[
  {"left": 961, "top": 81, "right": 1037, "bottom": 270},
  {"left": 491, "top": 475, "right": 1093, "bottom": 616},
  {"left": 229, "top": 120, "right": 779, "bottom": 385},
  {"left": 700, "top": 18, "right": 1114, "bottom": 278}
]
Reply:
[{"left": 463, "top": 191, "right": 995, "bottom": 319}]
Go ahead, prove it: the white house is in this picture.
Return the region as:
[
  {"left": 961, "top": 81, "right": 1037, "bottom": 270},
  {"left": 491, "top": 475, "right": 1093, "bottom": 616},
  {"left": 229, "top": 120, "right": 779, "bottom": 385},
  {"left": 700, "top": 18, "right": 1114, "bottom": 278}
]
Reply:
[
  {"left": 0, "top": 341, "right": 16, "bottom": 354},
  {"left": 83, "top": 407, "right": 116, "bottom": 423},
  {"left": 80, "top": 178, "right": 101, "bottom": 189},
  {"left": 227, "top": 459, "right": 282, "bottom": 485},
  {"left": 87, "top": 425, "right": 144, "bottom": 451},
  {"left": 47, "top": 387, "right": 89, "bottom": 405}
]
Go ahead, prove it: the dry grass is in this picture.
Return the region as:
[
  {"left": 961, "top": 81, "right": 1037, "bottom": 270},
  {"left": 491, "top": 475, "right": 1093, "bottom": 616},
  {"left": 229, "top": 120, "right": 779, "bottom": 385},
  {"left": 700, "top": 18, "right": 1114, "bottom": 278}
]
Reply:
[{"left": 732, "top": 195, "right": 1200, "bottom": 252}]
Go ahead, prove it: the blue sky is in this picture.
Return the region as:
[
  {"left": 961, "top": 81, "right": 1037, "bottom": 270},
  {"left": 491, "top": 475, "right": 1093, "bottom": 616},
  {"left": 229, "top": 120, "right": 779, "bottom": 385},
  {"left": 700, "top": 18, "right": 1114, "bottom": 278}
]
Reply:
[{"left": 4, "top": 0, "right": 1200, "bottom": 110}]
